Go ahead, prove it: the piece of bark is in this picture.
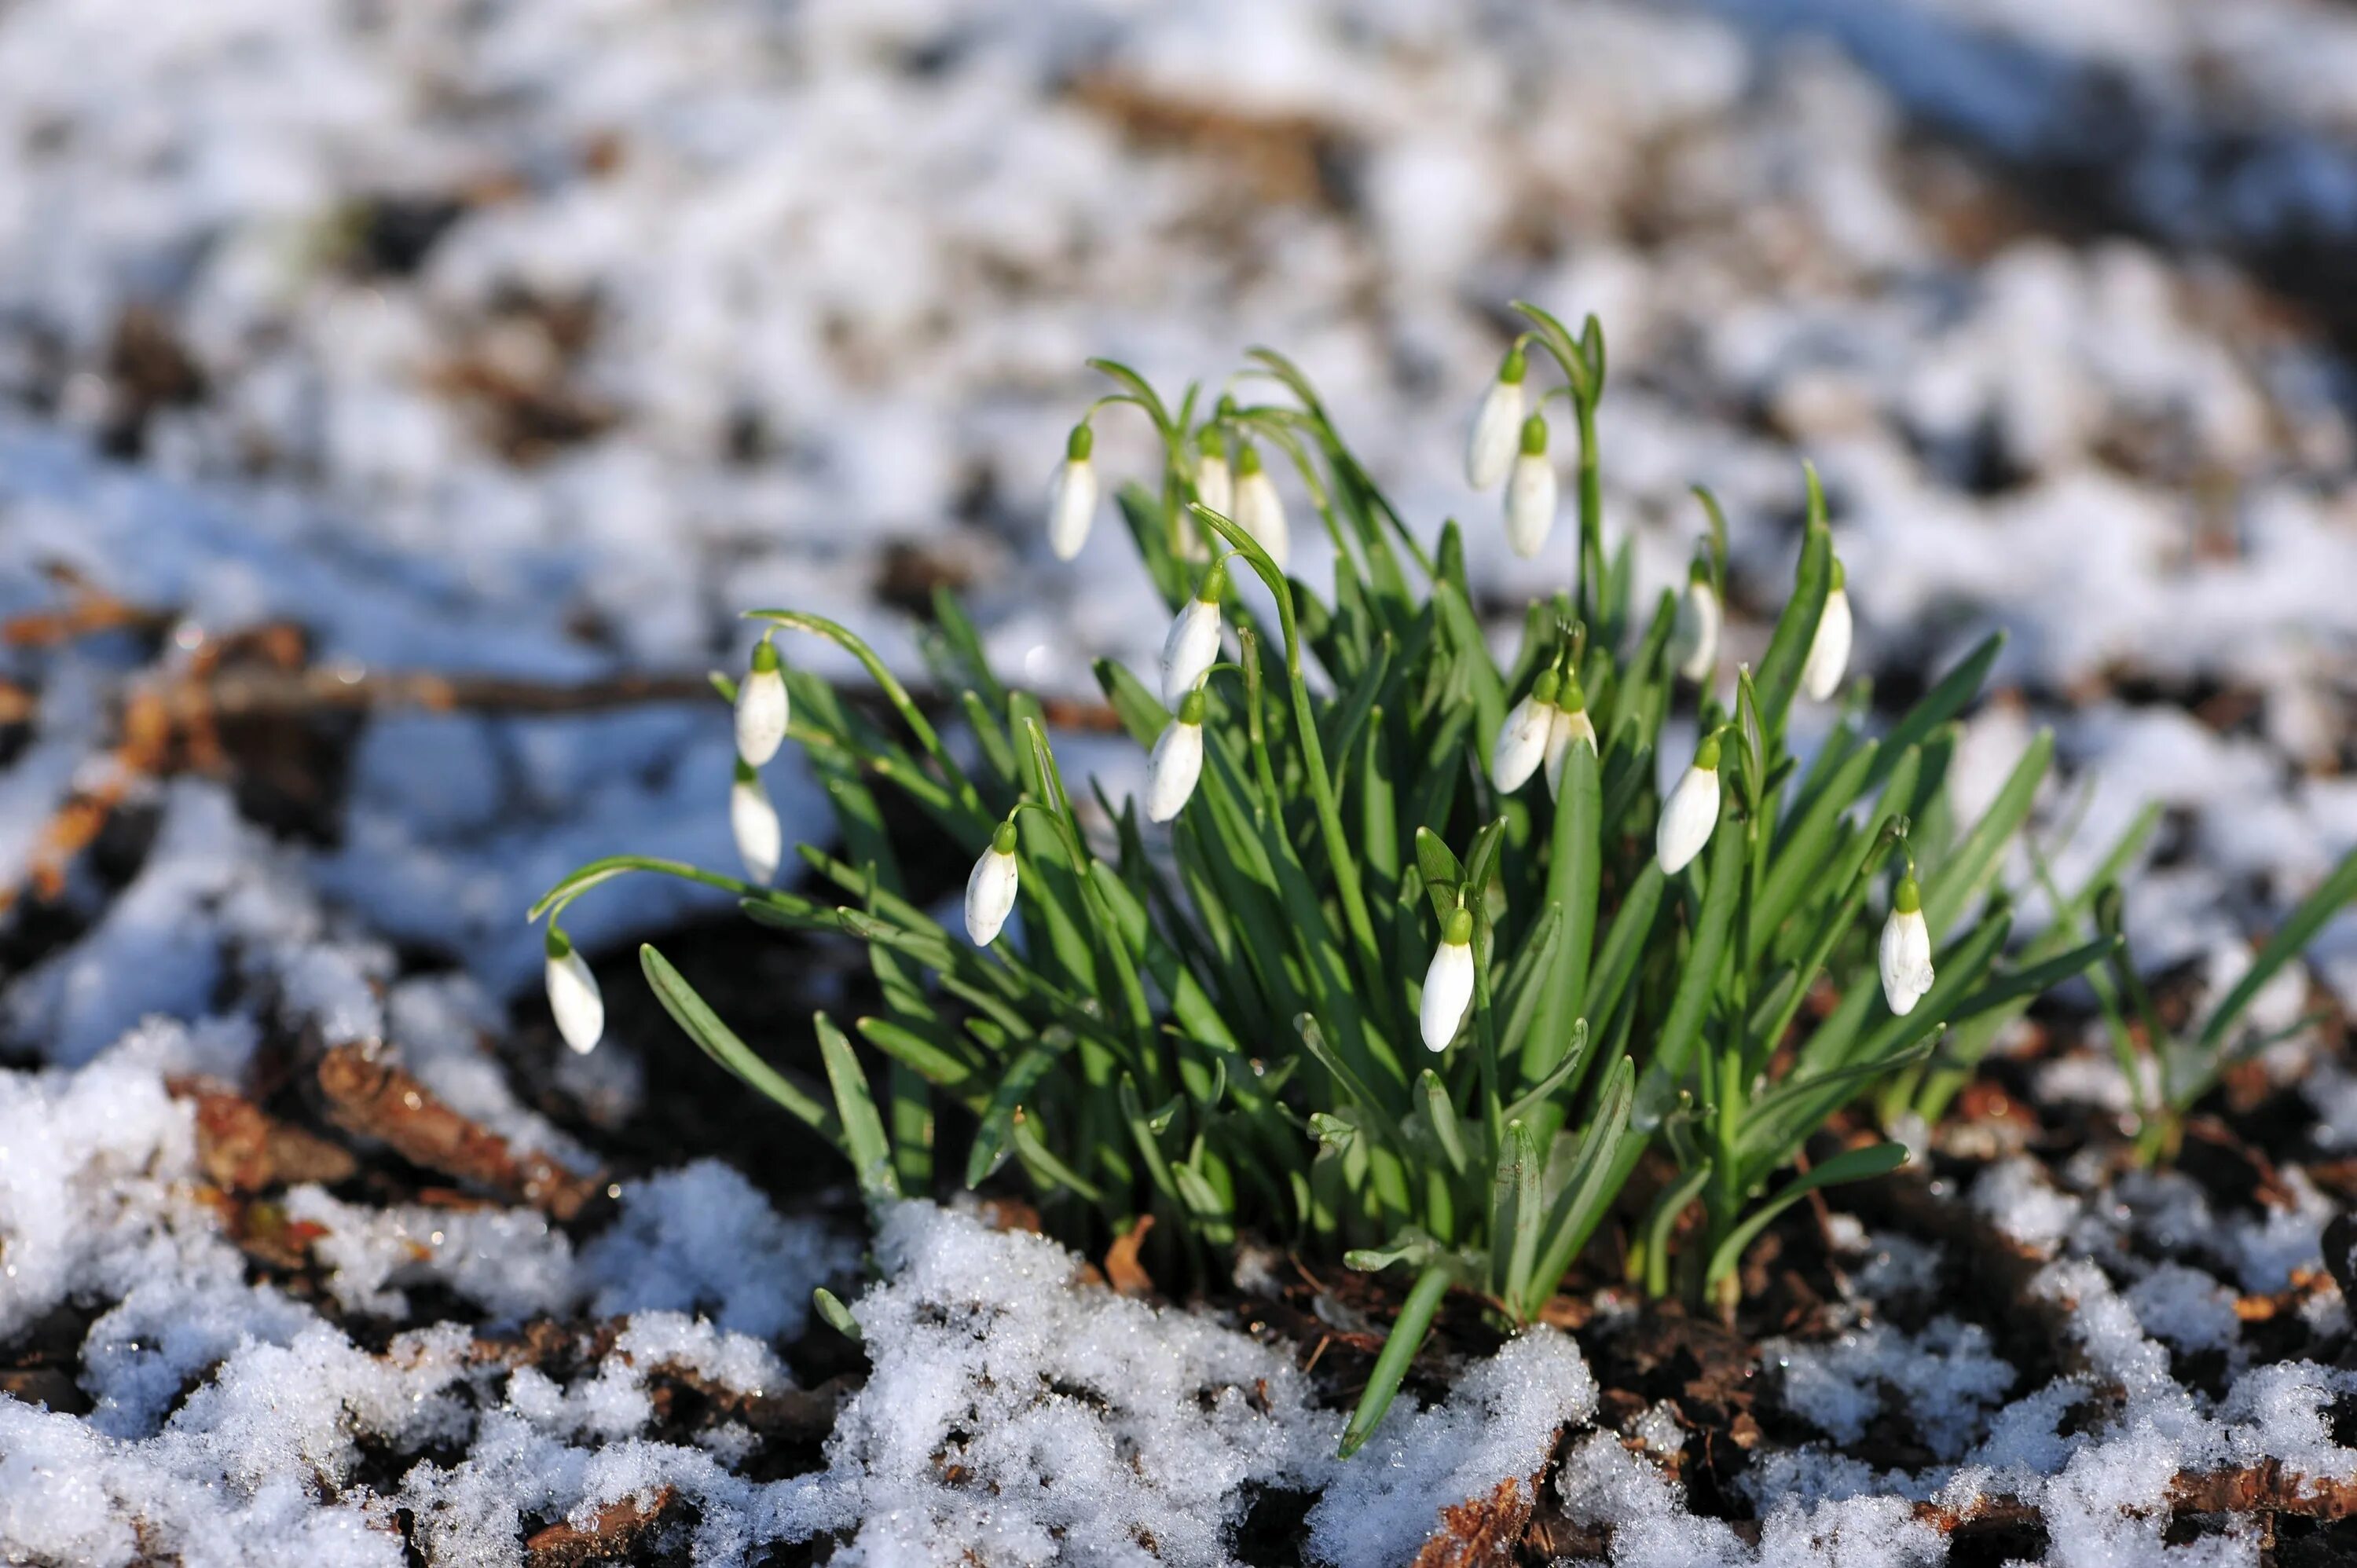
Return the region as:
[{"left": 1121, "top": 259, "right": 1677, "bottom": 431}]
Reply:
[
  {"left": 177, "top": 1083, "right": 357, "bottom": 1192},
  {"left": 523, "top": 1488, "right": 677, "bottom": 1568},
  {"left": 1411, "top": 1477, "right": 1537, "bottom": 1568},
  {"left": 317, "top": 1045, "right": 600, "bottom": 1221}
]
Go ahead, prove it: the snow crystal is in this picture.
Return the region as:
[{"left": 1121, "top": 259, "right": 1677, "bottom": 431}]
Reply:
[
  {"left": 1768, "top": 1318, "right": 2015, "bottom": 1460},
  {"left": 581, "top": 1160, "right": 856, "bottom": 1342},
  {"left": 775, "top": 1201, "right": 1332, "bottom": 1566},
  {"left": 1305, "top": 1328, "right": 1596, "bottom": 1566},
  {"left": 1971, "top": 1157, "right": 2081, "bottom": 1254}
]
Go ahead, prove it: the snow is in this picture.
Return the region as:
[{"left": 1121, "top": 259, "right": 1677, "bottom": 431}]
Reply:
[{"left": 5, "top": 0, "right": 2357, "bottom": 1558}]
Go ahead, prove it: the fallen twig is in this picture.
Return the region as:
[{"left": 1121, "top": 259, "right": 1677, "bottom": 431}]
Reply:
[{"left": 317, "top": 1045, "right": 602, "bottom": 1222}]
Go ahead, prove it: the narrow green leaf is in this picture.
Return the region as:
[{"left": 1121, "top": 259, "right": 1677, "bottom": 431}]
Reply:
[
  {"left": 1706, "top": 1143, "right": 1906, "bottom": 1288},
  {"left": 1337, "top": 1264, "right": 1454, "bottom": 1459},
  {"left": 816, "top": 1012, "right": 899, "bottom": 1203},
  {"left": 640, "top": 945, "right": 838, "bottom": 1138}
]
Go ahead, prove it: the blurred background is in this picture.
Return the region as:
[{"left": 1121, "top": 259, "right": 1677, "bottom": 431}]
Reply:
[{"left": 2, "top": 0, "right": 2355, "bottom": 1070}]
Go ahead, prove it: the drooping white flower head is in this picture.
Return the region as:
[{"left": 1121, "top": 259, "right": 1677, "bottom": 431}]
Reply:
[
  {"left": 1420, "top": 905, "right": 1476, "bottom": 1053},
  {"left": 734, "top": 636, "right": 789, "bottom": 767},
  {"left": 1656, "top": 731, "right": 1722, "bottom": 874},
  {"left": 1193, "top": 426, "right": 1234, "bottom": 520},
  {"left": 1490, "top": 670, "right": 1559, "bottom": 793},
  {"left": 544, "top": 927, "right": 603, "bottom": 1055},
  {"left": 1671, "top": 562, "right": 1721, "bottom": 686},
  {"left": 965, "top": 819, "right": 1021, "bottom": 947},
  {"left": 1544, "top": 677, "right": 1598, "bottom": 799},
  {"left": 1465, "top": 345, "right": 1527, "bottom": 489},
  {"left": 1159, "top": 558, "right": 1226, "bottom": 710},
  {"left": 1879, "top": 875, "right": 1935, "bottom": 1017},
  {"left": 731, "top": 757, "right": 783, "bottom": 885},
  {"left": 1048, "top": 423, "right": 1098, "bottom": 561},
  {"left": 1802, "top": 559, "right": 1853, "bottom": 702},
  {"left": 1232, "top": 442, "right": 1290, "bottom": 571},
  {"left": 1146, "top": 687, "right": 1208, "bottom": 823},
  {"left": 1504, "top": 414, "right": 1558, "bottom": 559}
]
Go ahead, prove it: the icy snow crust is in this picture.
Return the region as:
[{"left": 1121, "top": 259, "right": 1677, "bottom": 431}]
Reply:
[{"left": 4, "top": 0, "right": 2357, "bottom": 1561}]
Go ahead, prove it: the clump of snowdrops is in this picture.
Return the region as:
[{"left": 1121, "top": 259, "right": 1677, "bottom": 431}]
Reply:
[{"left": 533, "top": 306, "right": 2118, "bottom": 1453}]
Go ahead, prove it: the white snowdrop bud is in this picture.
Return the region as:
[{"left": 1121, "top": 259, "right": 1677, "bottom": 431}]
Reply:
[
  {"left": 1465, "top": 346, "right": 1527, "bottom": 489},
  {"left": 1543, "top": 678, "right": 1598, "bottom": 799},
  {"left": 1159, "top": 559, "right": 1226, "bottom": 710},
  {"left": 965, "top": 819, "right": 1021, "bottom": 947},
  {"left": 1490, "top": 670, "right": 1559, "bottom": 793},
  {"left": 734, "top": 637, "right": 788, "bottom": 767},
  {"left": 1504, "top": 415, "right": 1558, "bottom": 559},
  {"left": 1232, "top": 443, "right": 1290, "bottom": 571},
  {"left": 1656, "top": 732, "right": 1722, "bottom": 874},
  {"left": 1802, "top": 560, "right": 1853, "bottom": 702},
  {"left": 731, "top": 758, "right": 783, "bottom": 885},
  {"left": 544, "top": 927, "right": 603, "bottom": 1055},
  {"left": 1146, "top": 688, "right": 1208, "bottom": 823},
  {"left": 1672, "top": 564, "right": 1721, "bottom": 685},
  {"left": 1420, "top": 906, "right": 1477, "bottom": 1053},
  {"left": 1048, "top": 423, "right": 1098, "bottom": 561},
  {"left": 1193, "top": 427, "right": 1233, "bottom": 520},
  {"left": 1879, "top": 876, "right": 1935, "bottom": 1017}
]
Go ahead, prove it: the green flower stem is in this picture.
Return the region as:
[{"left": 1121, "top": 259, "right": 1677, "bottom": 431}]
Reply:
[
  {"left": 1574, "top": 396, "right": 1604, "bottom": 629},
  {"left": 746, "top": 608, "right": 986, "bottom": 825},
  {"left": 1193, "top": 503, "right": 1389, "bottom": 1054}
]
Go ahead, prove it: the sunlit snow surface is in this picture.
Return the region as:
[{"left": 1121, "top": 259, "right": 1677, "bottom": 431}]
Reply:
[{"left": 4, "top": 0, "right": 2357, "bottom": 1561}]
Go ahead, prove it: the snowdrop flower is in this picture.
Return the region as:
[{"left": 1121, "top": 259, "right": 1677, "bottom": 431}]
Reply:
[
  {"left": 1232, "top": 443, "right": 1290, "bottom": 570},
  {"left": 1420, "top": 905, "right": 1476, "bottom": 1052},
  {"left": 1490, "top": 671, "right": 1559, "bottom": 793},
  {"left": 1879, "top": 875, "right": 1935, "bottom": 1016},
  {"left": 1465, "top": 345, "right": 1527, "bottom": 489},
  {"left": 544, "top": 927, "right": 603, "bottom": 1055},
  {"left": 1544, "top": 676, "right": 1598, "bottom": 799},
  {"left": 1159, "top": 558, "right": 1226, "bottom": 710},
  {"left": 1146, "top": 687, "right": 1208, "bottom": 823},
  {"left": 1802, "top": 559, "right": 1853, "bottom": 702},
  {"left": 731, "top": 758, "right": 782, "bottom": 885},
  {"left": 965, "top": 819, "right": 1021, "bottom": 946},
  {"left": 1504, "top": 415, "right": 1558, "bottom": 559},
  {"left": 1048, "top": 422, "right": 1098, "bottom": 560},
  {"left": 734, "top": 636, "right": 788, "bottom": 766},
  {"left": 1671, "top": 562, "right": 1721, "bottom": 685},
  {"left": 1193, "top": 426, "right": 1233, "bottom": 519},
  {"left": 1656, "top": 732, "right": 1722, "bottom": 874}
]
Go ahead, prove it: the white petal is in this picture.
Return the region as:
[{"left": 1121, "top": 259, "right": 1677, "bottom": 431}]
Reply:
[
  {"left": 546, "top": 950, "right": 605, "bottom": 1055},
  {"left": 1802, "top": 587, "right": 1853, "bottom": 702},
  {"left": 731, "top": 777, "right": 783, "bottom": 885},
  {"left": 964, "top": 848, "right": 1020, "bottom": 946},
  {"left": 1466, "top": 379, "right": 1525, "bottom": 489},
  {"left": 1672, "top": 581, "right": 1721, "bottom": 684},
  {"left": 1420, "top": 940, "right": 1475, "bottom": 1052},
  {"left": 1159, "top": 598, "right": 1223, "bottom": 710},
  {"left": 734, "top": 667, "right": 789, "bottom": 767},
  {"left": 1236, "top": 472, "right": 1290, "bottom": 571},
  {"left": 1049, "top": 459, "right": 1098, "bottom": 560},
  {"left": 1879, "top": 907, "right": 1935, "bottom": 1015},
  {"left": 1146, "top": 720, "right": 1204, "bottom": 823},
  {"left": 1544, "top": 706, "right": 1598, "bottom": 798},
  {"left": 1505, "top": 453, "right": 1558, "bottom": 558},
  {"left": 1490, "top": 697, "right": 1551, "bottom": 793},
  {"left": 1655, "top": 764, "right": 1720, "bottom": 874},
  {"left": 1195, "top": 453, "right": 1233, "bottom": 519}
]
